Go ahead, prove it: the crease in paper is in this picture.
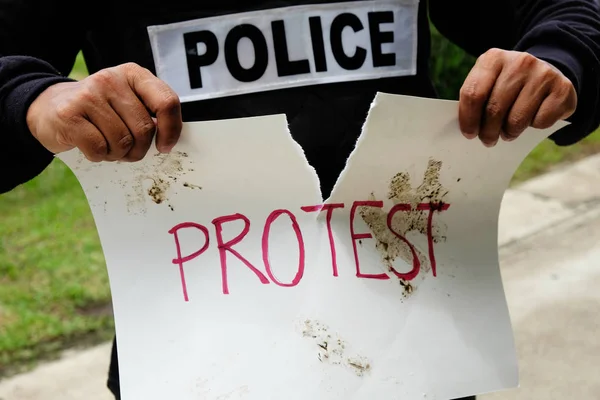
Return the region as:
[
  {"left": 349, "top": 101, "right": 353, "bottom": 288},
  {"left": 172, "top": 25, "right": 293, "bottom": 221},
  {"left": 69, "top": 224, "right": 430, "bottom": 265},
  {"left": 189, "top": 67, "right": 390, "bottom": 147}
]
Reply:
[{"left": 57, "top": 93, "right": 567, "bottom": 400}]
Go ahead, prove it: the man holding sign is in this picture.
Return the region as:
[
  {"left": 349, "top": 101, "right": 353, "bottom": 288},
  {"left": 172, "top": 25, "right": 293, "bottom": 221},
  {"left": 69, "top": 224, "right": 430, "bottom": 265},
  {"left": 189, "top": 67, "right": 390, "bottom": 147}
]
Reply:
[{"left": 1, "top": 0, "right": 599, "bottom": 399}]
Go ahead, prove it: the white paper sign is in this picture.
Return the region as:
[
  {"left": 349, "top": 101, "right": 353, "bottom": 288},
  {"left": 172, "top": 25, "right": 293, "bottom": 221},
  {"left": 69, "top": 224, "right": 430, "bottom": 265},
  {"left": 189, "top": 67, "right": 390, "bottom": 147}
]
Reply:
[{"left": 58, "top": 93, "right": 567, "bottom": 400}]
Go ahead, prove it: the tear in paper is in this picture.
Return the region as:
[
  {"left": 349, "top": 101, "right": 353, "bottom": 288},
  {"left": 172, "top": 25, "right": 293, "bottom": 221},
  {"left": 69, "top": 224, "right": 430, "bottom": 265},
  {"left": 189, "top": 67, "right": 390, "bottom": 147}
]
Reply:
[{"left": 58, "top": 93, "right": 567, "bottom": 400}]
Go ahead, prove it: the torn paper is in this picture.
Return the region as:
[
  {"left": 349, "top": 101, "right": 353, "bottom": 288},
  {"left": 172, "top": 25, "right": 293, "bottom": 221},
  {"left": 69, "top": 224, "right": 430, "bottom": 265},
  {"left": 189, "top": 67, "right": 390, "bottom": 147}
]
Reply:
[{"left": 57, "top": 93, "right": 567, "bottom": 400}]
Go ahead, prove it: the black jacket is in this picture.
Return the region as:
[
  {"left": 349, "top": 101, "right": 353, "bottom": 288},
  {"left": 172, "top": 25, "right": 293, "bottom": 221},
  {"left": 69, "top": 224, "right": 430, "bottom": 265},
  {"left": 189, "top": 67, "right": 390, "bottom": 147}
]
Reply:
[{"left": 1, "top": 0, "right": 600, "bottom": 197}]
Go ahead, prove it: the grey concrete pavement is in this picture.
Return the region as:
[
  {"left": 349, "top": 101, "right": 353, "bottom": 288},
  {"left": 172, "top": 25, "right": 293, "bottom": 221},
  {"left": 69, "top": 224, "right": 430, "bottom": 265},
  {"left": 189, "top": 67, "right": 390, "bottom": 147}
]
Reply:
[
  {"left": 0, "top": 343, "right": 113, "bottom": 400},
  {"left": 481, "top": 196, "right": 600, "bottom": 400},
  {"left": 3, "top": 154, "right": 600, "bottom": 400},
  {"left": 481, "top": 156, "right": 600, "bottom": 400}
]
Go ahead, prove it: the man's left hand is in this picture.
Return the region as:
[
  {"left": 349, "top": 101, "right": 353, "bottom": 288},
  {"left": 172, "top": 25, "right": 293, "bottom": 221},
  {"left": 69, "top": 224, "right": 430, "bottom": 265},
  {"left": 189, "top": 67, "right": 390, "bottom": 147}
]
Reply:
[{"left": 458, "top": 48, "right": 577, "bottom": 147}]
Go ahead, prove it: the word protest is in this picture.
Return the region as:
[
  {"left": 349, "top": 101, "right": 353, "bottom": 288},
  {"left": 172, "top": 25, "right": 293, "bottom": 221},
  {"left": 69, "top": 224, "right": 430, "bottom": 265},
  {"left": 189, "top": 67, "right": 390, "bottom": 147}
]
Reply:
[
  {"left": 59, "top": 94, "right": 566, "bottom": 400},
  {"left": 169, "top": 197, "right": 450, "bottom": 299},
  {"left": 148, "top": 0, "right": 418, "bottom": 101}
]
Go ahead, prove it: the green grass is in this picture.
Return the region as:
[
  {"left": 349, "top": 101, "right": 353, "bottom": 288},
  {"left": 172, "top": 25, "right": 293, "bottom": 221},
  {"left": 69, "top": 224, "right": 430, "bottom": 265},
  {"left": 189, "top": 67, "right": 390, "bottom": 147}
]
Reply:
[
  {"left": 0, "top": 160, "right": 113, "bottom": 377},
  {"left": 513, "top": 132, "right": 600, "bottom": 182},
  {"left": 0, "top": 54, "right": 112, "bottom": 377},
  {"left": 1, "top": 51, "right": 599, "bottom": 377},
  {"left": 69, "top": 51, "right": 88, "bottom": 81}
]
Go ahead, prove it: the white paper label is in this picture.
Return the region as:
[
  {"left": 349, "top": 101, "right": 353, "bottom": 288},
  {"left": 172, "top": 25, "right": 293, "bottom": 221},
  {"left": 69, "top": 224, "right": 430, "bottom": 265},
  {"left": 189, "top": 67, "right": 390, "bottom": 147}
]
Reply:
[{"left": 147, "top": 0, "right": 419, "bottom": 102}]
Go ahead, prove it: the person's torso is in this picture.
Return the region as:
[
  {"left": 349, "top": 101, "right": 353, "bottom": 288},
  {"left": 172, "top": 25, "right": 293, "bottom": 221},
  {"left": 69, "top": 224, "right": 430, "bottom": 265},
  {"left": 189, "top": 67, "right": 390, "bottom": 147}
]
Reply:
[{"left": 81, "top": 0, "right": 437, "bottom": 195}]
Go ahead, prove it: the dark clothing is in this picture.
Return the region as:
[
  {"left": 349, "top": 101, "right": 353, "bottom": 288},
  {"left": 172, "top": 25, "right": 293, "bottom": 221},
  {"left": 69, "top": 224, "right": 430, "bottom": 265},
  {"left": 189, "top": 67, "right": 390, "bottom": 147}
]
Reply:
[
  {"left": 1, "top": 1, "right": 600, "bottom": 399},
  {"left": 108, "top": 338, "right": 120, "bottom": 398},
  {"left": 1, "top": 0, "right": 600, "bottom": 196}
]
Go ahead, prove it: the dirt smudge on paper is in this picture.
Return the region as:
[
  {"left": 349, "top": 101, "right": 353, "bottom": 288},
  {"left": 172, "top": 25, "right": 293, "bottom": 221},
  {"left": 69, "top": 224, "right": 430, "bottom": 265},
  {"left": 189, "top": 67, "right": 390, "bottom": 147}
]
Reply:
[
  {"left": 302, "top": 319, "right": 371, "bottom": 377},
  {"left": 183, "top": 182, "right": 202, "bottom": 190},
  {"left": 148, "top": 178, "right": 169, "bottom": 204},
  {"left": 399, "top": 279, "right": 414, "bottom": 296},
  {"left": 115, "top": 151, "right": 194, "bottom": 214},
  {"left": 358, "top": 158, "right": 449, "bottom": 295},
  {"left": 347, "top": 357, "right": 371, "bottom": 376}
]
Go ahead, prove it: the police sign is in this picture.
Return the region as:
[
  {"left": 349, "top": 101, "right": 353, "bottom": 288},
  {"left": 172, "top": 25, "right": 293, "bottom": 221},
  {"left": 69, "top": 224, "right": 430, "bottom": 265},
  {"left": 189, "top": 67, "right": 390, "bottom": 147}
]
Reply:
[{"left": 148, "top": 0, "right": 419, "bottom": 102}]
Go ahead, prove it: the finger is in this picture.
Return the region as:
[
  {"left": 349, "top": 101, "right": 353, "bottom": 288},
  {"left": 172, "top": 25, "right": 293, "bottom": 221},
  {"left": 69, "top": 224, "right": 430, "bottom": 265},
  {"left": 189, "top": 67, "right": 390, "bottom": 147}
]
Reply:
[
  {"left": 478, "top": 68, "right": 526, "bottom": 146},
  {"left": 532, "top": 75, "right": 578, "bottom": 129},
  {"left": 502, "top": 78, "right": 552, "bottom": 140},
  {"left": 459, "top": 55, "right": 503, "bottom": 140},
  {"left": 532, "top": 91, "right": 573, "bottom": 130},
  {"left": 67, "top": 119, "right": 109, "bottom": 162},
  {"left": 84, "top": 101, "right": 134, "bottom": 161},
  {"left": 108, "top": 91, "right": 157, "bottom": 162},
  {"left": 124, "top": 64, "right": 182, "bottom": 153}
]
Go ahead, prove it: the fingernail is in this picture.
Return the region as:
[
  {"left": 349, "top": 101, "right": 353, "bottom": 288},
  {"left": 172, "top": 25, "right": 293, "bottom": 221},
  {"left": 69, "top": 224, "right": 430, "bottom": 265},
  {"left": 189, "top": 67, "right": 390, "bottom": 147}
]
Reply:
[
  {"left": 463, "top": 132, "right": 477, "bottom": 140},
  {"left": 158, "top": 145, "right": 173, "bottom": 154}
]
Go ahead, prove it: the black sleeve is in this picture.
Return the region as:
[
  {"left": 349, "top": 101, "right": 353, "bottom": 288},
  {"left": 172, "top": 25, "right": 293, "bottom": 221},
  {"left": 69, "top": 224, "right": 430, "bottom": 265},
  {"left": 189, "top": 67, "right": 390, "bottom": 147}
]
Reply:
[
  {"left": 429, "top": 0, "right": 600, "bottom": 146},
  {"left": 0, "top": 0, "right": 84, "bottom": 194}
]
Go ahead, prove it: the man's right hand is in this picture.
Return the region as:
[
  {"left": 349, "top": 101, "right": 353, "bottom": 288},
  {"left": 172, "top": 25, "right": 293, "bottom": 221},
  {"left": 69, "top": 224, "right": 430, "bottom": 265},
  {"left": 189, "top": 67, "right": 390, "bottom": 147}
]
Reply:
[{"left": 26, "top": 62, "right": 183, "bottom": 162}]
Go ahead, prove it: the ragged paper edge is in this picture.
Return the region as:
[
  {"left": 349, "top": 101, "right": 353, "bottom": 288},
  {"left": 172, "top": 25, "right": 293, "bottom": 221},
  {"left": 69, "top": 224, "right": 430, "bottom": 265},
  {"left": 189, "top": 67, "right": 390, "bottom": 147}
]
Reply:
[
  {"left": 324, "top": 92, "right": 570, "bottom": 204},
  {"left": 312, "top": 92, "right": 570, "bottom": 298},
  {"left": 280, "top": 118, "right": 324, "bottom": 204},
  {"left": 56, "top": 113, "right": 324, "bottom": 215},
  {"left": 57, "top": 92, "right": 569, "bottom": 210}
]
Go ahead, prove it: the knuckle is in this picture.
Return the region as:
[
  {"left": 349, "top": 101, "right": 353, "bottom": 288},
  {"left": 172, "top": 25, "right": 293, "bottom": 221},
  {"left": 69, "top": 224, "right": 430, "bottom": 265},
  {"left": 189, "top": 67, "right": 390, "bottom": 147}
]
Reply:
[
  {"left": 533, "top": 113, "right": 553, "bottom": 129},
  {"left": 132, "top": 118, "right": 156, "bottom": 138},
  {"left": 539, "top": 64, "right": 558, "bottom": 82},
  {"left": 76, "top": 85, "right": 98, "bottom": 103},
  {"left": 550, "top": 78, "right": 578, "bottom": 118},
  {"left": 506, "top": 113, "right": 528, "bottom": 134},
  {"left": 90, "top": 69, "right": 115, "bottom": 87},
  {"left": 120, "top": 62, "right": 152, "bottom": 80},
  {"left": 116, "top": 133, "right": 134, "bottom": 152},
  {"left": 55, "top": 102, "right": 79, "bottom": 123},
  {"left": 565, "top": 95, "right": 578, "bottom": 115},
  {"left": 55, "top": 130, "right": 71, "bottom": 148},
  {"left": 478, "top": 48, "right": 505, "bottom": 68},
  {"left": 516, "top": 52, "right": 537, "bottom": 70},
  {"left": 484, "top": 48, "right": 503, "bottom": 59},
  {"left": 460, "top": 85, "right": 486, "bottom": 105},
  {"left": 485, "top": 100, "right": 503, "bottom": 119},
  {"left": 90, "top": 139, "right": 108, "bottom": 157},
  {"left": 556, "top": 77, "right": 575, "bottom": 99},
  {"left": 83, "top": 142, "right": 107, "bottom": 162},
  {"left": 159, "top": 93, "right": 180, "bottom": 112},
  {"left": 121, "top": 62, "right": 142, "bottom": 73}
]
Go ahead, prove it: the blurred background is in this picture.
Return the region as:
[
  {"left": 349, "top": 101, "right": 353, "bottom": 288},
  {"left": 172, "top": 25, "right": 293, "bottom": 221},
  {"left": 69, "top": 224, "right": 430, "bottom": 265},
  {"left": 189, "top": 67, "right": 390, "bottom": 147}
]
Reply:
[{"left": 1, "top": 25, "right": 599, "bottom": 380}]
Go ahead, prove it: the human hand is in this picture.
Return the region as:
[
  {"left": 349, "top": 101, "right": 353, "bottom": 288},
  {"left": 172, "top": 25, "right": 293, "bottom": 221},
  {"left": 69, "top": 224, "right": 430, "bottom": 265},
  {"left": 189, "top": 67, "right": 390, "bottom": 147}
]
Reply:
[
  {"left": 26, "top": 62, "right": 182, "bottom": 162},
  {"left": 458, "top": 48, "right": 577, "bottom": 147}
]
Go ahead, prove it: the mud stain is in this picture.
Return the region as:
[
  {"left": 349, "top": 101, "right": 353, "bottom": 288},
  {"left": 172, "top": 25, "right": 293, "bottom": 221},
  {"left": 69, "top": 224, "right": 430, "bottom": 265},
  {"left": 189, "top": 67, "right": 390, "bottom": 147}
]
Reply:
[
  {"left": 358, "top": 158, "right": 449, "bottom": 295},
  {"left": 112, "top": 151, "right": 196, "bottom": 214},
  {"left": 399, "top": 279, "right": 414, "bottom": 296},
  {"left": 302, "top": 319, "right": 371, "bottom": 377},
  {"left": 347, "top": 357, "right": 371, "bottom": 376},
  {"left": 183, "top": 182, "right": 202, "bottom": 190},
  {"left": 66, "top": 150, "right": 197, "bottom": 214},
  {"left": 148, "top": 178, "right": 169, "bottom": 204}
]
